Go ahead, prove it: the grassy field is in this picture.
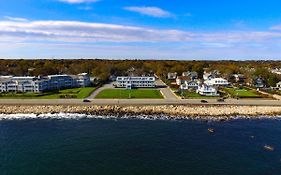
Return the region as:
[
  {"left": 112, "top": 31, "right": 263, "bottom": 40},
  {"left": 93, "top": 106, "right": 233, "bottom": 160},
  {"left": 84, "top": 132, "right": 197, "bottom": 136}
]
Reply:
[
  {"left": 0, "top": 87, "right": 95, "bottom": 99},
  {"left": 224, "top": 87, "right": 261, "bottom": 98},
  {"left": 177, "top": 91, "right": 219, "bottom": 99},
  {"left": 95, "top": 89, "right": 164, "bottom": 99}
]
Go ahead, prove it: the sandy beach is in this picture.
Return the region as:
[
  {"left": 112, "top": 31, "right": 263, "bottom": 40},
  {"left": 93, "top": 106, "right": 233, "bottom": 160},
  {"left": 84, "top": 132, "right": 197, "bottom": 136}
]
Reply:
[{"left": 0, "top": 105, "right": 281, "bottom": 121}]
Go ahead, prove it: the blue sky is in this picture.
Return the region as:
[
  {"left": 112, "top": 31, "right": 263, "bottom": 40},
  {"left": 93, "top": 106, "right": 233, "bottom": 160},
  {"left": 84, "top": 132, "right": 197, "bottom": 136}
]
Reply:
[{"left": 1, "top": 0, "right": 281, "bottom": 59}]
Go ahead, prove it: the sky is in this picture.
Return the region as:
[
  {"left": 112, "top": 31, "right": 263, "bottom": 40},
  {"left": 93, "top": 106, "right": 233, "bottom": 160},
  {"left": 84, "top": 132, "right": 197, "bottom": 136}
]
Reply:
[{"left": 1, "top": 0, "right": 281, "bottom": 60}]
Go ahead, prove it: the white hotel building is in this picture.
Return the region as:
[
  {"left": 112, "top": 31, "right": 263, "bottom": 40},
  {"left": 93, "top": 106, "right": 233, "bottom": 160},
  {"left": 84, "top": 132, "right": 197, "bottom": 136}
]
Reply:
[
  {"left": 116, "top": 76, "right": 156, "bottom": 89},
  {"left": 205, "top": 78, "right": 229, "bottom": 87},
  {"left": 0, "top": 73, "right": 90, "bottom": 93}
]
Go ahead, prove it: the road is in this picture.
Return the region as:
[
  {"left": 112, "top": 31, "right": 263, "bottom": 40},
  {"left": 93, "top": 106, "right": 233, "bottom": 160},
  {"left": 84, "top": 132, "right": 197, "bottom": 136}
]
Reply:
[{"left": 0, "top": 98, "right": 280, "bottom": 106}]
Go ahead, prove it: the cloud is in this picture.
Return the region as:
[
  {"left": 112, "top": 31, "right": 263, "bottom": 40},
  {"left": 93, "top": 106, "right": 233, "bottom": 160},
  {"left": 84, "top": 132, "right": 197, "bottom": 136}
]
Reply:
[
  {"left": 4, "top": 16, "right": 28, "bottom": 22},
  {"left": 59, "top": 0, "right": 98, "bottom": 4},
  {"left": 124, "top": 6, "right": 173, "bottom": 18},
  {"left": 1, "top": 20, "right": 281, "bottom": 59},
  {"left": 1, "top": 20, "right": 281, "bottom": 46}
]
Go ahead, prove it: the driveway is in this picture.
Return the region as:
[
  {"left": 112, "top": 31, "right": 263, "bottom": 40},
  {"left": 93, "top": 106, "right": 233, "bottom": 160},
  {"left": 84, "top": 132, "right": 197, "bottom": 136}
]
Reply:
[
  {"left": 88, "top": 82, "right": 115, "bottom": 99},
  {"left": 155, "top": 79, "right": 179, "bottom": 100}
]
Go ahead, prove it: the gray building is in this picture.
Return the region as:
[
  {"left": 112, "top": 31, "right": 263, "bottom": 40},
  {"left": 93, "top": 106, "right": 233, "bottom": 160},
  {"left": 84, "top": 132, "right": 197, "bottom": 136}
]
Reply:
[{"left": 0, "top": 73, "right": 90, "bottom": 93}]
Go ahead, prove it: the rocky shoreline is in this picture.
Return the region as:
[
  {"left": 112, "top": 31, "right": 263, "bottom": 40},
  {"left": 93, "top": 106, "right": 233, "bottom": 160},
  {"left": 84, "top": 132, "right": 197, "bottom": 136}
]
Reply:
[{"left": 0, "top": 105, "right": 281, "bottom": 121}]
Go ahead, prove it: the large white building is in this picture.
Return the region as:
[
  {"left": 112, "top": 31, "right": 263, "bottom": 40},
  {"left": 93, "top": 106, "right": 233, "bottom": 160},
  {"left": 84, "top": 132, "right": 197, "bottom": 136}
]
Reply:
[
  {"left": 116, "top": 76, "right": 155, "bottom": 89},
  {"left": 205, "top": 78, "right": 229, "bottom": 86},
  {"left": 0, "top": 73, "right": 90, "bottom": 93},
  {"left": 197, "top": 84, "right": 219, "bottom": 96}
]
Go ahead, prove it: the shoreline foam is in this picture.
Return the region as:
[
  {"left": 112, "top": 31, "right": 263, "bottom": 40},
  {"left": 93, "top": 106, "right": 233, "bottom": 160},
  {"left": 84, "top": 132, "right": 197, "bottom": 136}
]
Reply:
[
  {"left": 0, "top": 113, "right": 281, "bottom": 121},
  {"left": 0, "top": 105, "right": 281, "bottom": 121}
]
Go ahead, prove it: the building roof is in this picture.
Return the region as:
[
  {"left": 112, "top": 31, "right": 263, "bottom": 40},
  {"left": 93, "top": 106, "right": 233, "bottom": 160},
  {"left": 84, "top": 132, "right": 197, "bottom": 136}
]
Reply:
[
  {"left": 117, "top": 76, "right": 155, "bottom": 81},
  {"left": 177, "top": 76, "right": 191, "bottom": 81},
  {"left": 78, "top": 73, "right": 88, "bottom": 76}
]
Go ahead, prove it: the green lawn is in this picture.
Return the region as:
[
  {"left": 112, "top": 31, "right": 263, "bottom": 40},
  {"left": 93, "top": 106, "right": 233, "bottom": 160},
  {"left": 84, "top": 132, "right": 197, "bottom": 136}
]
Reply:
[
  {"left": 95, "top": 89, "right": 164, "bottom": 99},
  {"left": 224, "top": 87, "right": 261, "bottom": 98},
  {"left": 0, "top": 87, "right": 95, "bottom": 99},
  {"left": 177, "top": 91, "right": 219, "bottom": 99}
]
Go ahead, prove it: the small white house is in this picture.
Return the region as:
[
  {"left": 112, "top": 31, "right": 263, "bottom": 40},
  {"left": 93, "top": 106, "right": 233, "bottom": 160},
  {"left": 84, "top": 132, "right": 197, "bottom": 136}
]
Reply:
[
  {"left": 176, "top": 76, "right": 191, "bottom": 85},
  {"left": 197, "top": 84, "right": 219, "bottom": 96},
  {"left": 233, "top": 74, "right": 245, "bottom": 83},
  {"left": 205, "top": 78, "right": 229, "bottom": 86},
  {"left": 180, "top": 80, "right": 199, "bottom": 90},
  {"left": 203, "top": 71, "right": 220, "bottom": 81},
  {"left": 276, "top": 81, "right": 281, "bottom": 90},
  {"left": 167, "top": 72, "right": 177, "bottom": 80},
  {"left": 182, "top": 71, "right": 198, "bottom": 80}
]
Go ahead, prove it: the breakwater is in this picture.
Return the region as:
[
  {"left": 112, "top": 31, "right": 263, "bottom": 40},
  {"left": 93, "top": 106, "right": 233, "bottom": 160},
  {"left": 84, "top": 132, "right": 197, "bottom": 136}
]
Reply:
[{"left": 0, "top": 105, "right": 281, "bottom": 121}]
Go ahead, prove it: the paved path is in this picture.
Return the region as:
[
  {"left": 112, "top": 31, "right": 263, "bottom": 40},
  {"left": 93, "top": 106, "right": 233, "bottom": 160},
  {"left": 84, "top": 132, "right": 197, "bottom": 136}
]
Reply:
[
  {"left": 155, "top": 79, "right": 179, "bottom": 100},
  {"left": 257, "top": 89, "right": 281, "bottom": 100},
  {"left": 88, "top": 82, "right": 114, "bottom": 99}
]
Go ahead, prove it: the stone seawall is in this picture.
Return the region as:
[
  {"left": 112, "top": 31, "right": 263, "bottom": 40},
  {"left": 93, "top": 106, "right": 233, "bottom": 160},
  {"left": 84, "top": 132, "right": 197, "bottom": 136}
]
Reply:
[{"left": 1, "top": 105, "right": 281, "bottom": 121}]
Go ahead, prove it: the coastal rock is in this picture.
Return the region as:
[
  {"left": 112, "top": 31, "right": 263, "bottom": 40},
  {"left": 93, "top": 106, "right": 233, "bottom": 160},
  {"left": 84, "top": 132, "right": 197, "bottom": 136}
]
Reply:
[{"left": 0, "top": 105, "right": 281, "bottom": 121}]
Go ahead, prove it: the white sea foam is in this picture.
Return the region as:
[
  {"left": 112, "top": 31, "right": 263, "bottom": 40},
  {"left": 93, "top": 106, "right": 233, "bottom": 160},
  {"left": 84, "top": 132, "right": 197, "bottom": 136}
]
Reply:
[
  {"left": 0, "top": 113, "right": 173, "bottom": 121},
  {"left": 0, "top": 113, "right": 280, "bottom": 121}
]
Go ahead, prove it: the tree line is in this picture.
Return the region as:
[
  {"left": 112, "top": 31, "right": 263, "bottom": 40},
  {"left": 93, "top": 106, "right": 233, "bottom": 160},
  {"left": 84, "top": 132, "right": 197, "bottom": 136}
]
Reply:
[{"left": 0, "top": 59, "right": 280, "bottom": 86}]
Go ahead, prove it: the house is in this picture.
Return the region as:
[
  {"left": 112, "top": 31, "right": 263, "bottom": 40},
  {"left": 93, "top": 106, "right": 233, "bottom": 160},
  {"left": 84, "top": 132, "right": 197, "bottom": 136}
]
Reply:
[
  {"left": 203, "top": 72, "right": 217, "bottom": 80},
  {"left": 271, "top": 68, "right": 281, "bottom": 75},
  {"left": 167, "top": 72, "right": 177, "bottom": 80},
  {"left": 116, "top": 76, "right": 155, "bottom": 89},
  {"left": 176, "top": 76, "right": 191, "bottom": 85},
  {"left": 253, "top": 77, "right": 265, "bottom": 88},
  {"left": 203, "top": 70, "right": 221, "bottom": 81},
  {"left": 276, "top": 82, "right": 281, "bottom": 90},
  {"left": 182, "top": 71, "right": 198, "bottom": 80},
  {"left": 180, "top": 80, "right": 199, "bottom": 90},
  {"left": 205, "top": 78, "right": 229, "bottom": 87},
  {"left": 0, "top": 73, "right": 91, "bottom": 93},
  {"left": 197, "top": 84, "right": 219, "bottom": 96},
  {"left": 233, "top": 74, "right": 245, "bottom": 83},
  {"left": 109, "top": 75, "right": 117, "bottom": 81}
]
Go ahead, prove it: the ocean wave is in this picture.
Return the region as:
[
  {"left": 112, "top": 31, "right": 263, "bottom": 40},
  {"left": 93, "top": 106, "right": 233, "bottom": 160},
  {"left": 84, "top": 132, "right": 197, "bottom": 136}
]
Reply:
[
  {"left": 0, "top": 113, "right": 174, "bottom": 121},
  {"left": 0, "top": 113, "right": 281, "bottom": 121}
]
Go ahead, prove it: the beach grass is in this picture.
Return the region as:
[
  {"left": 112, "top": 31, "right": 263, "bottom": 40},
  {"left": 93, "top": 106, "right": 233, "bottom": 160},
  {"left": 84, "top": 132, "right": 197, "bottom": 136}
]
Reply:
[
  {"left": 95, "top": 89, "right": 164, "bottom": 99},
  {"left": 0, "top": 87, "right": 95, "bottom": 99}
]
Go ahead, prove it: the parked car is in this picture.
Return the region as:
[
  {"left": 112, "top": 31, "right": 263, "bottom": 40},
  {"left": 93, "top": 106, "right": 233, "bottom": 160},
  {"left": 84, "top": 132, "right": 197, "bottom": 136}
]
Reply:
[
  {"left": 217, "top": 98, "right": 225, "bottom": 102},
  {"left": 200, "top": 100, "right": 208, "bottom": 103},
  {"left": 83, "top": 99, "right": 91, "bottom": 103}
]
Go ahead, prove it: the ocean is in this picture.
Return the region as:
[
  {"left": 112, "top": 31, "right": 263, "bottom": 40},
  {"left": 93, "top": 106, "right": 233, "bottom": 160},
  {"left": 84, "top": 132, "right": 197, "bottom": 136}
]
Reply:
[{"left": 0, "top": 116, "right": 280, "bottom": 175}]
